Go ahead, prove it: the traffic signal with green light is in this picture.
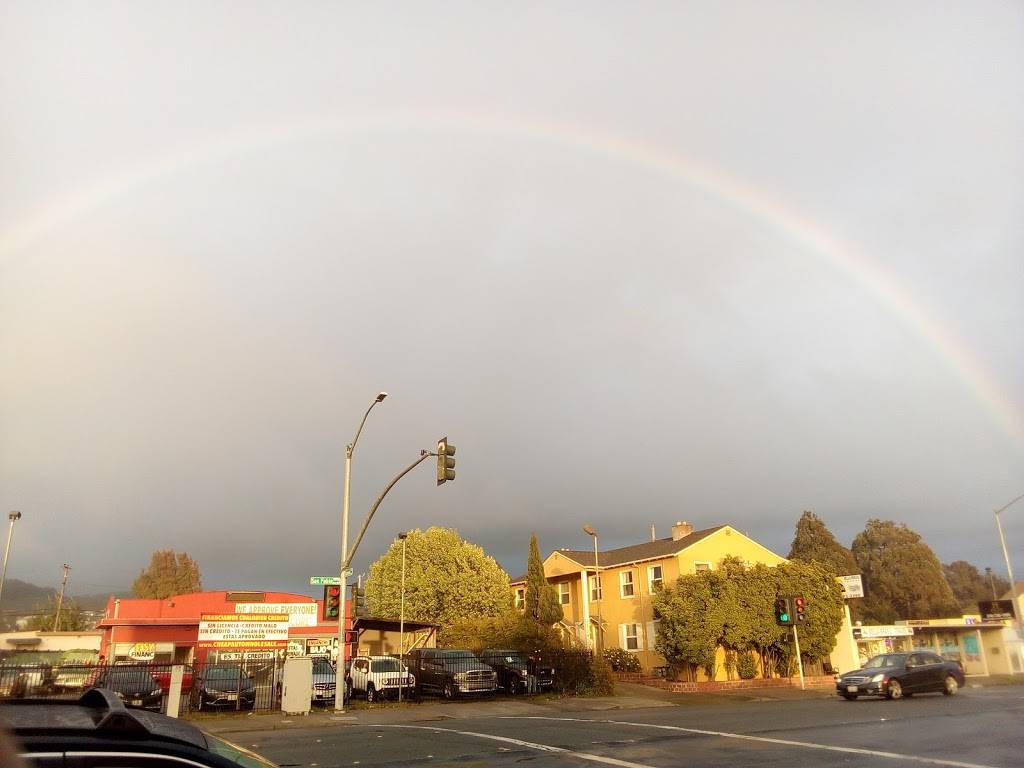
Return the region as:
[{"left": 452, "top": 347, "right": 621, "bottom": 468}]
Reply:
[
  {"left": 793, "top": 595, "right": 806, "bottom": 624},
  {"left": 775, "top": 597, "right": 793, "bottom": 626},
  {"left": 323, "top": 585, "right": 341, "bottom": 621},
  {"left": 437, "top": 437, "right": 456, "bottom": 485}
]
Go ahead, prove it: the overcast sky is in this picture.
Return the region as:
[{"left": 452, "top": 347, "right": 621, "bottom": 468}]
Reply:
[{"left": 1, "top": 2, "right": 1022, "bottom": 599}]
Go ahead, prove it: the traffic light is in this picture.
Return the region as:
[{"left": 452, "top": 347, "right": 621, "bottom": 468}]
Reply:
[
  {"left": 437, "top": 436, "right": 456, "bottom": 485},
  {"left": 775, "top": 597, "right": 793, "bottom": 626},
  {"left": 793, "top": 595, "right": 806, "bottom": 624},
  {"left": 323, "top": 585, "right": 341, "bottom": 621},
  {"left": 354, "top": 587, "right": 366, "bottom": 615}
]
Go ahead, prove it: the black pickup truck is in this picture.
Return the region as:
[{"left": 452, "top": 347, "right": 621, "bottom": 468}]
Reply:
[{"left": 406, "top": 648, "right": 497, "bottom": 699}]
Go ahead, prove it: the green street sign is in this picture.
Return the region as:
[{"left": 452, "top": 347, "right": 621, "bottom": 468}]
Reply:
[{"left": 309, "top": 572, "right": 350, "bottom": 586}]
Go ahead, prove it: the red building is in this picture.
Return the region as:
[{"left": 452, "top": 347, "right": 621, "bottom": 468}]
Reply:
[{"left": 96, "top": 590, "right": 353, "bottom": 665}]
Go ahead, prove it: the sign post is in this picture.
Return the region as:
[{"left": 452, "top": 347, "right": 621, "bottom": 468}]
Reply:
[{"left": 792, "top": 625, "right": 805, "bottom": 690}]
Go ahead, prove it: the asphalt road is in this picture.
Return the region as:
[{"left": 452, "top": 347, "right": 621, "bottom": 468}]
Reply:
[{"left": 236, "top": 686, "right": 1024, "bottom": 768}]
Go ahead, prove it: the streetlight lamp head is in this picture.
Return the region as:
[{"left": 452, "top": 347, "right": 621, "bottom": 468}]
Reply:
[
  {"left": 583, "top": 524, "right": 596, "bottom": 537},
  {"left": 8, "top": 512, "right": 20, "bottom": 522},
  {"left": 398, "top": 532, "right": 408, "bottom": 540},
  {"left": 375, "top": 392, "right": 389, "bottom": 402}
]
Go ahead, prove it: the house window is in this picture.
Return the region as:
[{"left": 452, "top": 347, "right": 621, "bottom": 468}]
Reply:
[
  {"left": 648, "top": 565, "right": 663, "bottom": 591},
  {"left": 558, "top": 582, "right": 571, "bottom": 605},
  {"left": 694, "top": 561, "right": 712, "bottom": 572},
  {"left": 620, "top": 570, "right": 635, "bottom": 598},
  {"left": 515, "top": 588, "right": 525, "bottom": 609},
  {"left": 589, "top": 575, "right": 603, "bottom": 601},
  {"left": 620, "top": 623, "right": 640, "bottom": 651}
]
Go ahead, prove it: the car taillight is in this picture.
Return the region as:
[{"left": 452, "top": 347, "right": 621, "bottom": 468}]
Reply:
[{"left": 957, "top": 662, "right": 964, "bottom": 674}]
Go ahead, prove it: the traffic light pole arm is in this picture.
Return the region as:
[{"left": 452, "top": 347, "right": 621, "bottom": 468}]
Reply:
[{"left": 343, "top": 450, "right": 436, "bottom": 573}]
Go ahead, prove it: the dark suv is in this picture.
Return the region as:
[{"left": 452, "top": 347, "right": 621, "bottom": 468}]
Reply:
[
  {"left": 2, "top": 688, "right": 279, "bottom": 767},
  {"left": 406, "top": 648, "right": 497, "bottom": 698},
  {"left": 479, "top": 649, "right": 554, "bottom": 693}
]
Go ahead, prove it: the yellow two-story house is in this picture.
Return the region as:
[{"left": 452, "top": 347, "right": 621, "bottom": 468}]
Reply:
[{"left": 511, "top": 521, "right": 787, "bottom": 673}]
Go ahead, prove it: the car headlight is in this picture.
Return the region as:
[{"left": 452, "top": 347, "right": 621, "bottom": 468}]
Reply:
[
  {"left": 150, "top": 688, "right": 163, "bottom": 696},
  {"left": 454, "top": 672, "right": 468, "bottom": 680},
  {"left": 871, "top": 673, "right": 886, "bottom": 683}
]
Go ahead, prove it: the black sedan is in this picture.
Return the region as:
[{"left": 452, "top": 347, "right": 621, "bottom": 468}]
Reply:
[
  {"left": 89, "top": 666, "right": 164, "bottom": 711},
  {"left": 836, "top": 651, "right": 965, "bottom": 700},
  {"left": 195, "top": 665, "right": 256, "bottom": 710}
]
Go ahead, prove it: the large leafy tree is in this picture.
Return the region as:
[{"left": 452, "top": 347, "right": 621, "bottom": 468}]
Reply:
[
  {"left": 24, "top": 596, "right": 92, "bottom": 631},
  {"left": 365, "top": 527, "right": 511, "bottom": 628},
  {"left": 132, "top": 550, "right": 202, "bottom": 599},
  {"left": 525, "top": 534, "right": 563, "bottom": 626},
  {"left": 852, "top": 520, "right": 959, "bottom": 623},
  {"left": 788, "top": 511, "right": 858, "bottom": 576},
  {"left": 943, "top": 560, "right": 1010, "bottom": 611}
]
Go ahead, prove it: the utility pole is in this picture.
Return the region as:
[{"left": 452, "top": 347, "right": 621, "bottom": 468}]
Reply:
[
  {"left": 53, "top": 564, "right": 70, "bottom": 632},
  {"left": 0, "top": 511, "right": 23, "bottom": 608}
]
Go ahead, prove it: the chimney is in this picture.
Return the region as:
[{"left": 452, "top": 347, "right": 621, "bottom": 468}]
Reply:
[
  {"left": 650, "top": 523, "right": 657, "bottom": 542},
  {"left": 672, "top": 521, "right": 693, "bottom": 540}
]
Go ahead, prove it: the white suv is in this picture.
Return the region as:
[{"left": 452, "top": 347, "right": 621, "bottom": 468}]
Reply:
[{"left": 346, "top": 655, "right": 415, "bottom": 702}]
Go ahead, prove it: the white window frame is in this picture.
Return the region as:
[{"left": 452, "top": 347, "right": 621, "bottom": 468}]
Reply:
[
  {"left": 515, "top": 588, "right": 525, "bottom": 609},
  {"left": 620, "top": 570, "right": 635, "bottom": 598},
  {"left": 558, "top": 582, "right": 571, "bottom": 605},
  {"left": 589, "top": 574, "right": 603, "bottom": 601},
  {"left": 620, "top": 623, "right": 640, "bottom": 651},
  {"left": 648, "top": 564, "right": 664, "bottom": 591},
  {"left": 694, "top": 561, "right": 712, "bottom": 572}
]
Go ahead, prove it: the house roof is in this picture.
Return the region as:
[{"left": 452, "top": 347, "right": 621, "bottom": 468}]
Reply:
[{"left": 552, "top": 525, "right": 727, "bottom": 568}]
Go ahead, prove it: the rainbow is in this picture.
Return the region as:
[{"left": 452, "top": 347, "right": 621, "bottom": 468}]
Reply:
[{"left": 2, "top": 109, "right": 1020, "bottom": 445}]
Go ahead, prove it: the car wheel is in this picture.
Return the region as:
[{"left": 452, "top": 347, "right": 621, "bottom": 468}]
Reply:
[
  {"left": 943, "top": 676, "right": 959, "bottom": 696},
  {"left": 366, "top": 684, "right": 376, "bottom": 703},
  {"left": 443, "top": 681, "right": 455, "bottom": 700},
  {"left": 841, "top": 693, "right": 858, "bottom": 701},
  {"left": 886, "top": 679, "right": 903, "bottom": 700}
]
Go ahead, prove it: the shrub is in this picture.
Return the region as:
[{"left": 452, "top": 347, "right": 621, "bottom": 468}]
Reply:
[
  {"left": 602, "top": 648, "right": 641, "bottom": 673},
  {"left": 737, "top": 652, "right": 758, "bottom": 680},
  {"left": 589, "top": 652, "right": 616, "bottom": 696}
]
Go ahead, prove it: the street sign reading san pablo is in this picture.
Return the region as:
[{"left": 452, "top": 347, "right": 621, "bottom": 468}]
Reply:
[
  {"left": 309, "top": 572, "right": 350, "bottom": 586},
  {"left": 837, "top": 574, "right": 864, "bottom": 599}
]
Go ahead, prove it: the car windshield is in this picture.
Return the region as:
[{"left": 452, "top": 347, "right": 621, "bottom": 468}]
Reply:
[
  {"left": 312, "top": 659, "right": 335, "bottom": 675},
  {"left": 865, "top": 655, "right": 906, "bottom": 669},
  {"left": 371, "top": 658, "right": 404, "bottom": 672},
  {"left": 441, "top": 652, "right": 477, "bottom": 661},
  {"left": 205, "top": 667, "right": 243, "bottom": 680}
]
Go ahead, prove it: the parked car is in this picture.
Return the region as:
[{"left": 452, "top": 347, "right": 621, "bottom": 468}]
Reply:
[
  {"left": 89, "top": 666, "right": 164, "bottom": 711},
  {"left": 152, "top": 664, "right": 195, "bottom": 694},
  {"left": 406, "top": 648, "right": 497, "bottom": 699},
  {"left": 53, "top": 664, "right": 92, "bottom": 692},
  {"left": 4, "top": 687, "right": 279, "bottom": 767},
  {"left": 835, "top": 651, "right": 965, "bottom": 700},
  {"left": 346, "top": 655, "right": 415, "bottom": 702},
  {"left": 311, "top": 655, "right": 337, "bottom": 704},
  {"left": 195, "top": 665, "right": 256, "bottom": 710},
  {"left": 479, "top": 649, "right": 554, "bottom": 693}
]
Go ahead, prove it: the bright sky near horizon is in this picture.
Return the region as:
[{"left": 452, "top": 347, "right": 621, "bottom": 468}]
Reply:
[{"left": 1, "top": 2, "right": 1022, "bottom": 596}]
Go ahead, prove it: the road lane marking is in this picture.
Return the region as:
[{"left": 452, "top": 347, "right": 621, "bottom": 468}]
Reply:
[
  {"left": 500, "top": 716, "right": 1002, "bottom": 768},
  {"left": 367, "top": 724, "right": 657, "bottom": 768}
]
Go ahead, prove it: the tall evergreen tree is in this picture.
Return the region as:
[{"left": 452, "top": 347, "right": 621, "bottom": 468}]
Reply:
[
  {"left": 787, "top": 510, "right": 858, "bottom": 576},
  {"left": 524, "top": 534, "right": 563, "bottom": 625},
  {"left": 851, "top": 520, "right": 959, "bottom": 623},
  {"left": 132, "top": 550, "right": 202, "bottom": 599},
  {"left": 943, "top": 560, "right": 1010, "bottom": 610}
]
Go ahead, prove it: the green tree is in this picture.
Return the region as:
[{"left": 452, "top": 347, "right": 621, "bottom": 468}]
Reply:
[
  {"left": 775, "top": 560, "right": 845, "bottom": 661},
  {"left": 852, "top": 520, "right": 959, "bottom": 623},
  {"left": 525, "top": 534, "right": 563, "bottom": 626},
  {"left": 365, "top": 527, "right": 512, "bottom": 628},
  {"left": 652, "top": 569, "right": 721, "bottom": 678},
  {"left": 132, "top": 550, "right": 202, "bottom": 599},
  {"left": 788, "top": 511, "right": 858, "bottom": 576},
  {"left": 24, "top": 596, "right": 92, "bottom": 631},
  {"left": 943, "top": 560, "right": 1010, "bottom": 611}
]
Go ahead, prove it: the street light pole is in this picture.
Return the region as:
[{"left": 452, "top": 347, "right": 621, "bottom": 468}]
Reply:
[
  {"left": 994, "top": 493, "right": 1024, "bottom": 642},
  {"left": 986, "top": 567, "right": 997, "bottom": 600},
  {"left": 53, "top": 564, "right": 70, "bottom": 631},
  {"left": 398, "top": 532, "right": 408, "bottom": 703},
  {"left": 583, "top": 525, "right": 601, "bottom": 654},
  {"left": 335, "top": 392, "right": 388, "bottom": 713},
  {"left": 0, "top": 511, "right": 22, "bottom": 608}
]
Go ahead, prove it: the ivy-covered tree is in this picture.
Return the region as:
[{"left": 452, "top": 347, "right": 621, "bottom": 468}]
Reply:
[
  {"left": 943, "top": 560, "right": 1010, "bottom": 611},
  {"left": 132, "top": 550, "right": 202, "bottom": 599},
  {"left": 365, "top": 527, "right": 511, "bottom": 628},
  {"left": 852, "top": 519, "right": 959, "bottom": 623},
  {"left": 788, "top": 511, "right": 858, "bottom": 576},
  {"left": 524, "top": 534, "right": 563, "bottom": 626}
]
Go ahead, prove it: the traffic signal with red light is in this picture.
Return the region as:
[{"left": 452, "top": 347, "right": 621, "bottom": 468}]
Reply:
[
  {"left": 437, "top": 437, "right": 456, "bottom": 485},
  {"left": 323, "top": 585, "right": 341, "bottom": 621},
  {"left": 774, "top": 597, "right": 793, "bottom": 626},
  {"left": 793, "top": 595, "right": 806, "bottom": 624}
]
